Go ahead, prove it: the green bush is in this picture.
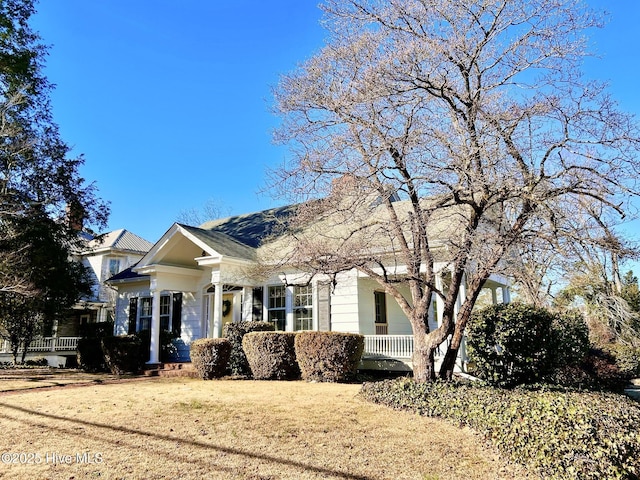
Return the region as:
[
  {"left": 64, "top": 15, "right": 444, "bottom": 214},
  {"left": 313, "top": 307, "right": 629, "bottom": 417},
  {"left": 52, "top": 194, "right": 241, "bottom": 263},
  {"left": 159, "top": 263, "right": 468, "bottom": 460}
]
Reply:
[
  {"left": 190, "top": 338, "right": 231, "bottom": 380},
  {"left": 607, "top": 343, "right": 640, "bottom": 378},
  {"left": 360, "top": 378, "right": 640, "bottom": 479},
  {"left": 242, "top": 332, "right": 299, "bottom": 380},
  {"left": 294, "top": 331, "right": 364, "bottom": 382},
  {"left": 467, "top": 303, "right": 556, "bottom": 387},
  {"left": 543, "top": 347, "right": 632, "bottom": 392},
  {"left": 101, "top": 335, "right": 144, "bottom": 375},
  {"left": 76, "top": 337, "right": 106, "bottom": 372},
  {"left": 24, "top": 357, "right": 48, "bottom": 366},
  {"left": 550, "top": 310, "right": 590, "bottom": 367},
  {"left": 223, "top": 321, "right": 275, "bottom": 376}
]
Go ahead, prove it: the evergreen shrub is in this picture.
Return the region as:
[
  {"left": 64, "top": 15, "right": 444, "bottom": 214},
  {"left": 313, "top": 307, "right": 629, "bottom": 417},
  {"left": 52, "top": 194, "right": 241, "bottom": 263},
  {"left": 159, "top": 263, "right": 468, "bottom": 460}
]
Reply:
[
  {"left": 360, "top": 378, "right": 640, "bottom": 479},
  {"left": 242, "top": 331, "right": 299, "bottom": 380},
  {"left": 76, "top": 338, "right": 106, "bottom": 372},
  {"left": 223, "top": 321, "right": 275, "bottom": 376},
  {"left": 295, "top": 331, "right": 364, "bottom": 382},
  {"left": 467, "top": 303, "right": 556, "bottom": 386},
  {"left": 190, "top": 338, "right": 231, "bottom": 379},
  {"left": 101, "top": 335, "right": 143, "bottom": 374}
]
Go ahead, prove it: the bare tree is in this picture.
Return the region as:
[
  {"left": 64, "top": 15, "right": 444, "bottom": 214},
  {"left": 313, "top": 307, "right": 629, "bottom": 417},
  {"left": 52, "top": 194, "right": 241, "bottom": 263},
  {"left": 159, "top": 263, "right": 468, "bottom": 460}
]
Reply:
[
  {"left": 176, "top": 198, "right": 228, "bottom": 226},
  {"left": 271, "top": 0, "right": 640, "bottom": 382}
]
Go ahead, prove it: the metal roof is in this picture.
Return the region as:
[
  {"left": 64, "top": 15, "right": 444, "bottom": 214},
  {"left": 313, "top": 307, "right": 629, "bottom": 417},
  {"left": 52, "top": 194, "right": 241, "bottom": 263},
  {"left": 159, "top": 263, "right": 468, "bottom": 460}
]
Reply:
[{"left": 86, "top": 229, "right": 153, "bottom": 254}]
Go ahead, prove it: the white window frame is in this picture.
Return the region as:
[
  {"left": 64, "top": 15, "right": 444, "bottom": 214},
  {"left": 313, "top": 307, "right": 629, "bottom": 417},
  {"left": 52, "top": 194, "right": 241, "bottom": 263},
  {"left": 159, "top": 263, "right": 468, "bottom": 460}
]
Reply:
[
  {"left": 293, "top": 285, "right": 313, "bottom": 331},
  {"left": 374, "top": 291, "right": 388, "bottom": 335},
  {"left": 138, "top": 297, "right": 152, "bottom": 331},
  {"left": 267, "top": 285, "right": 286, "bottom": 331},
  {"left": 108, "top": 257, "right": 121, "bottom": 277}
]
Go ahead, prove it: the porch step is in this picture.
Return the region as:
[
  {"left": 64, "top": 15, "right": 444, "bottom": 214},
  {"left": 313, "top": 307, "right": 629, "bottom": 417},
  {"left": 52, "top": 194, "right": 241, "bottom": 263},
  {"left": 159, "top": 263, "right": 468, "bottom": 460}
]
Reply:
[{"left": 143, "top": 362, "right": 198, "bottom": 378}]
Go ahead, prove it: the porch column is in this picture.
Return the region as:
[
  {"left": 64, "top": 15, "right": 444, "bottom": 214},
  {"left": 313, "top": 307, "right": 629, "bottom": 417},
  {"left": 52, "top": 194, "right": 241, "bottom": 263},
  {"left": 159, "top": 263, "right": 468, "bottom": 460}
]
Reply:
[
  {"left": 212, "top": 282, "right": 223, "bottom": 338},
  {"left": 502, "top": 286, "right": 511, "bottom": 304},
  {"left": 242, "top": 287, "right": 252, "bottom": 322},
  {"left": 434, "top": 274, "right": 445, "bottom": 327},
  {"left": 491, "top": 287, "right": 498, "bottom": 305},
  {"left": 148, "top": 290, "right": 161, "bottom": 364}
]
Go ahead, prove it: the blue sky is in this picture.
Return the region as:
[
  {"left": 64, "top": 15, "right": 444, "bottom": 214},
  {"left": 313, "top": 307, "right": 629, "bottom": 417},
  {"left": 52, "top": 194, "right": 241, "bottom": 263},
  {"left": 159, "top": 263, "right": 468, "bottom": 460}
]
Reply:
[{"left": 33, "top": 1, "right": 639, "bottom": 270}]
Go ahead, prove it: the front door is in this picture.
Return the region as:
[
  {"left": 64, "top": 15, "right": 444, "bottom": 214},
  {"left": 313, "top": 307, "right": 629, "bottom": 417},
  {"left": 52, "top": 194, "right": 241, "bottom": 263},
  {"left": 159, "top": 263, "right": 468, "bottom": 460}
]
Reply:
[{"left": 222, "top": 293, "right": 234, "bottom": 326}]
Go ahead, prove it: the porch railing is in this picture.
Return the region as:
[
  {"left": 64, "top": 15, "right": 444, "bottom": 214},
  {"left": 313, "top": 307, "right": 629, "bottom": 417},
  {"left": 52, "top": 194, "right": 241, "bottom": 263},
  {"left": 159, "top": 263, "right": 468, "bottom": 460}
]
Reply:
[
  {"left": 364, "top": 335, "right": 414, "bottom": 358},
  {"left": 363, "top": 335, "right": 447, "bottom": 359},
  {"left": 0, "top": 337, "right": 81, "bottom": 354}
]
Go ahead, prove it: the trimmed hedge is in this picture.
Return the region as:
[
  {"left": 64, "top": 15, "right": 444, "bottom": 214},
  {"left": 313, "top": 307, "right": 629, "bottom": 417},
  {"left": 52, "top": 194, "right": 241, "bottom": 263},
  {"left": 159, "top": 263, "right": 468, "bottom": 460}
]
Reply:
[
  {"left": 360, "top": 378, "right": 640, "bottom": 479},
  {"left": 101, "top": 335, "right": 144, "bottom": 375},
  {"left": 242, "top": 332, "right": 299, "bottom": 380},
  {"left": 223, "top": 321, "right": 275, "bottom": 376},
  {"left": 295, "top": 331, "right": 364, "bottom": 382},
  {"left": 190, "top": 338, "right": 231, "bottom": 380}
]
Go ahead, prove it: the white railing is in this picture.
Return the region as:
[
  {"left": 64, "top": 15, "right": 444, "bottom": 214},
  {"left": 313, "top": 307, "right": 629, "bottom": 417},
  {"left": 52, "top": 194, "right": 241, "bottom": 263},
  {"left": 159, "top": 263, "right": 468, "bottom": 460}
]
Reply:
[
  {"left": 364, "top": 335, "right": 414, "bottom": 358},
  {"left": 0, "top": 337, "right": 81, "bottom": 354},
  {"left": 364, "top": 334, "right": 447, "bottom": 359}
]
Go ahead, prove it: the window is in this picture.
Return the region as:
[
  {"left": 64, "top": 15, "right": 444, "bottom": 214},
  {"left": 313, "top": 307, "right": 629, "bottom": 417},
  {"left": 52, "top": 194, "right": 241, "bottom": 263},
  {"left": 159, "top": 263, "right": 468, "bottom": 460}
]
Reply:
[
  {"left": 267, "top": 285, "right": 286, "bottom": 331},
  {"left": 374, "top": 291, "right": 388, "bottom": 335},
  {"left": 108, "top": 258, "right": 121, "bottom": 277},
  {"left": 294, "top": 285, "right": 313, "bottom": 331},
  {"left": 133, "top": 293, "right": 182, "bottom": 334},
  {"left": 139, "top": 297, "right": 152, "bottom": 331},
  {"left": 159, "top": 295, "right": 171, "bottom": 331}
]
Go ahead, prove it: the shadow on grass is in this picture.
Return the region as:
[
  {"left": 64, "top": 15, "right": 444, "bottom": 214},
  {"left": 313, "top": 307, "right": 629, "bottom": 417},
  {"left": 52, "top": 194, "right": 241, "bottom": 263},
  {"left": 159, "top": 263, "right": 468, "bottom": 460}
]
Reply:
[{"left": 0, "top": 401, "right": 372, "bottom": 479}]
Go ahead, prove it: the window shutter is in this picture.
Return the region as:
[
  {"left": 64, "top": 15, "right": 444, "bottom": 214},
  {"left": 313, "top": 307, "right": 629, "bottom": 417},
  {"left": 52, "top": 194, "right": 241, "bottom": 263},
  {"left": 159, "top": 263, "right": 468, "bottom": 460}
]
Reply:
[
  {"left": 172, "top": 292, "right": 182, "bottom": 336},
  {"left": 128, "top": 297, "right": 138, "bottom": 334},
  {"left": 317, "top": 282, "right": 331, "bottom": 331},
  {"left": 252, "top": 287, "right": 263, "bottom": 321}
]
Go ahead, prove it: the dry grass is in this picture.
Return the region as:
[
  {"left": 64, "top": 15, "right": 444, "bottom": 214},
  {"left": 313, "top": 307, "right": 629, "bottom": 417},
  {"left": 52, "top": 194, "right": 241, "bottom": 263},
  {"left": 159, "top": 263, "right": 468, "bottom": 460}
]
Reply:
[
  {"left": 0, "top": 368, "right": 132, "bottom": 392},
  {"left": 0, "top": 377, "right": 531, "bottom": 479}
]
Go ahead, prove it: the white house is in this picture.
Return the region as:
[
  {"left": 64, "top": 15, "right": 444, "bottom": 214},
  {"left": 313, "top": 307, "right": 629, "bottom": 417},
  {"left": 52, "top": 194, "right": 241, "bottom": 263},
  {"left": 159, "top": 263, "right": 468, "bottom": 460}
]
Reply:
[
  {"left": 63, "top": 229, "right": 154, "bottom": 336},
  {"left": 107, "top": 201, "right": 510, "bottom": 371},
  {"left": 1, "top": 228, "right": 154, "bottom": 365}
]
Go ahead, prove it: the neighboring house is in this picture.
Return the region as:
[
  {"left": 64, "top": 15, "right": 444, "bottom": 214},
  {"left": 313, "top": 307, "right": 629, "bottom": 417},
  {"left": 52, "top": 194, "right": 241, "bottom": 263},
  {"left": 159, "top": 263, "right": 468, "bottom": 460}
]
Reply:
[
  {"left": 107, "top": 201, "right": 510, "bottom": 372},
  {"left": 62, "top": 229, "right": 153, "bottom": 337}
]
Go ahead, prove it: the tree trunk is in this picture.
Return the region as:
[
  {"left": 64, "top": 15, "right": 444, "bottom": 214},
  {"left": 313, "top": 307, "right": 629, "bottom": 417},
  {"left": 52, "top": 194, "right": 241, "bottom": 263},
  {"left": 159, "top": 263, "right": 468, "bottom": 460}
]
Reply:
[
  {"left": 412, "top": 332, "right": 437, "bottom": 382},
  {"left": 438, "top": 344, "right": 459, "bottom": 380}
]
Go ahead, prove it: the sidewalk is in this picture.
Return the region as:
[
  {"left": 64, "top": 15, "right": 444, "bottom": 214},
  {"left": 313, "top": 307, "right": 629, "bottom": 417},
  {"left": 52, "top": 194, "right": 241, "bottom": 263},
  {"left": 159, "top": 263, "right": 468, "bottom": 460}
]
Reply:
[{"left": 624, "top": 378, "right": 640, "bottom": 401}]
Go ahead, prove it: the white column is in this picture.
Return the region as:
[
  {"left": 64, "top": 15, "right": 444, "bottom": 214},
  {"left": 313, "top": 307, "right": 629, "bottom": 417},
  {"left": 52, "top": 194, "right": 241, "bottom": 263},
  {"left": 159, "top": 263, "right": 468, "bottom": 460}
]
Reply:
[
  {"left": 213, "top": 283, "right": 222, "bottom": 338},
  {"left": 242, "top": 287, "right": 253, "bottom": 322},
  {"left": 491, "top": 287, "right": 498, "bottom": 305},
  {"left": 148, "top": 290, "right": 161, "bottom": 364},
  {"left": 435, "top": 275, "right": 445, "bottom": 328},
  {"left": 502, "top": 286, "right": 511, "bottom": 304}
]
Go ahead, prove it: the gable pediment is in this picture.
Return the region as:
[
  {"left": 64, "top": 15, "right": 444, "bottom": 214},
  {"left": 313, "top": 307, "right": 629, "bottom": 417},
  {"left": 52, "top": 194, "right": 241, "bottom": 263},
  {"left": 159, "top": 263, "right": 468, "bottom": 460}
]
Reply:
[{"left": 134, "top": 223, "right": 256, "bottom": 272}]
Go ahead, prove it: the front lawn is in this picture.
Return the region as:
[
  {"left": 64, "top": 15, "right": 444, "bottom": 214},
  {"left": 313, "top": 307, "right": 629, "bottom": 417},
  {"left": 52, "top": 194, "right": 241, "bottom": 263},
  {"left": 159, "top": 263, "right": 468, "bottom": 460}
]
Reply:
[{"left": 0, "top": 377, "right": 529, "bottom": 479}]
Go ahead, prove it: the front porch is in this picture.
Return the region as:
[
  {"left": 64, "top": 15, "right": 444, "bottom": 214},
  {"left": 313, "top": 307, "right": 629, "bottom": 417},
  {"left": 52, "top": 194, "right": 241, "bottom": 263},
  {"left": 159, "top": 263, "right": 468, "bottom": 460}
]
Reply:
[
  {"left": 361, "top": 335, "right": 463, "bottom": 372},
  {"left": 0, "top": 337, "right": 81, "bottom": 367}
]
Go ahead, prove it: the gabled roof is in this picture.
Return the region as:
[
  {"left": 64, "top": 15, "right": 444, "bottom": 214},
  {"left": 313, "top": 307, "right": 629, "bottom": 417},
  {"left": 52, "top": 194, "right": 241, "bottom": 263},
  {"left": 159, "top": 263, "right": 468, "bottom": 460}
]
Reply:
[
  {"left": 131, "top": 205, "right": 297, "bottom": 271},
  {"left": 85, "top": 229, "right": 154, "bottom": 255},
  {"left": 178, "top": 224, "right": 257, "bottom": 261},
  {"left": 198, "top": 204, "right": 297, "bottom": 248}
]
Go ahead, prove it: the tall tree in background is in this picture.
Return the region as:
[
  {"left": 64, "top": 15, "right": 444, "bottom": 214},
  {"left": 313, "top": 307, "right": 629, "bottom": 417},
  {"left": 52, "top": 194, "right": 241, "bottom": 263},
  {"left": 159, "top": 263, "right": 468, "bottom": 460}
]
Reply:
[
  {"left": 273, "top": 0, "right": 640, "bottom": 381},
  {"left": 0, "top": 0, "right": 108, "bottom": 359}
]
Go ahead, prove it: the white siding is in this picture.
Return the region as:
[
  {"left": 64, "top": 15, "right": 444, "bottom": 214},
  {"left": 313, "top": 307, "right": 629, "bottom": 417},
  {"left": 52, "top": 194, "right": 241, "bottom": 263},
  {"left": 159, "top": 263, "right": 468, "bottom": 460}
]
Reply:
[
  {"left": 328, "top": 271, "right": 360, "bottom": 333},
  {"left": 178, "top": 291, "right": 200, "bottom": 343},
  {"left": 113, "top": 283, "right": 151, "bottom": 335},
  {"left": 356, "top": 278, "right": 413, "bottom": 335}
]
